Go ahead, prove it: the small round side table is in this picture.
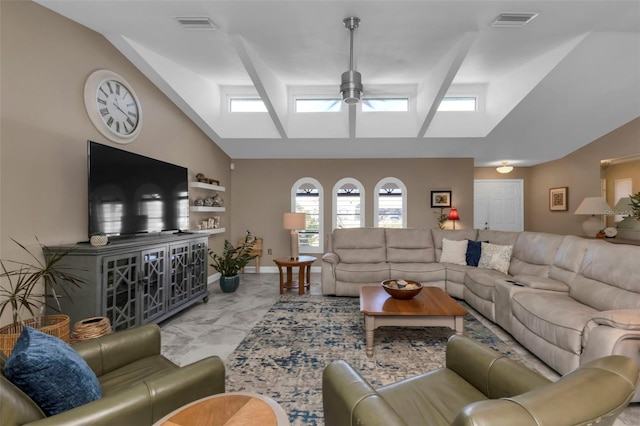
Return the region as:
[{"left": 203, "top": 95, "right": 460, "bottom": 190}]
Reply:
[{"left": 273, "top": 255, "right": 317, "bottom": 295}]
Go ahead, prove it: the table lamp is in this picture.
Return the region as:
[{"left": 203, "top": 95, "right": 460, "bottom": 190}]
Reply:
[
  {"left": 448, "top": 207, "right": 460, "bottom": 230},
  {"left": 283, "top": 212, "right": 306, "bottom": 259},
  {"left": 574, "top": 197, "right": 612, "bottom": 237}
]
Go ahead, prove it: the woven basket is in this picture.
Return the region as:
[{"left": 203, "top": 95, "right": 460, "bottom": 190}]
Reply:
[
  {"left": 0, "top": 314, "right": 70, "bottom": 356},
  {"left": 71, "top": 316, "right": 112, "bottom": 342}
]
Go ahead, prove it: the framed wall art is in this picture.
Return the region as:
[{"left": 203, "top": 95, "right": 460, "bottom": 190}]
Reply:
[
  {"left": 549, "top": 187, "right": 568, "bottom": 211},
  {"left": 431, "top": 191, "right": 452, "bottom": 208}
]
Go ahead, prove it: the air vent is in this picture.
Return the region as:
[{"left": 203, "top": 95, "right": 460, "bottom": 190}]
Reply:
[
  {"left": 175, "top": 17, "right": 217, "bottom": 30},
  {"left": 491, "top": 13, "right": 539, "bottom": 27}
]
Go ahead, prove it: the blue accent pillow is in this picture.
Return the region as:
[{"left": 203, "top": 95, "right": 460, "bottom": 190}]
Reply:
[
  {"left": 466, "top": 240, "right": 484, "bottom": 266},
  {"left": 4, "top": 326, "right": 102, "bottom": 416}
]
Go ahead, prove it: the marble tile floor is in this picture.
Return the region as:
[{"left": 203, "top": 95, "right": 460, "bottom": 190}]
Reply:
[{"left": 159, "top": 273, "right": 639, "bottom": 425}]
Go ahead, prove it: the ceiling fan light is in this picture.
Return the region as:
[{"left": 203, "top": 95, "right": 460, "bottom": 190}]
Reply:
[
  {"left": 340, "top": 70, "right": 363, "bottom": 103},
  {"left": 496, "top": 161, "right": 514, "bottom": 173}
]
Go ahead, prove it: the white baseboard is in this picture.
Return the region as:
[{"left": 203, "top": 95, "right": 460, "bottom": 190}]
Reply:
[{"left": 208, "top": 266, "right": 320, "bottom": 282}]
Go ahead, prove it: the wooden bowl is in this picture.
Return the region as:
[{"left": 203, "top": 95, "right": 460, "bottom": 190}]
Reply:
[{"left": 381, "top": 279, "right": 423, "bottom": 299}]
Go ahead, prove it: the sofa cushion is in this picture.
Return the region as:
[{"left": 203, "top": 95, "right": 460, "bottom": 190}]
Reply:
[
  {"left": 388, "top": 262, "right": 446, "bottom": 283},
  {"left": 549, "top": 236, "right": 590, "bottom": 284},
  {"left": 385, "top": 228, "right": 436, "bottom": 263},
  {"left": 513, "top": 275, "right": 570, "bottom": 292},
  {"left": 465, "top": 268, "right": 510, "bottom": 302},
  {"left": 478, "top": 243, "right": 513, "bottom": 274},
  {"left": 511, "top": 292, "right": 597, "bottom": 355},
  {"left": 465, "top": 240, "right": 485, "bottom": 267},
  {"left": 432, "top": 229, "right": 478, "bottom": 262},
  {"left": 509, "top": 232, "right": 564, "bottom": 277},
  {"left": 570, "top": 241, "right": 640, "bottom": 311},
  {"left": 4, "top": 327, "right": 102, "bottom": 416},
  {"left": 335, "top": 262, "right": 390, "bottom": 283},
  {"left": 333, "top": 228, "right": 387, "bottom": 263},
  {"left": 440, "top": 238, "right": 468, "bottom": 265}
]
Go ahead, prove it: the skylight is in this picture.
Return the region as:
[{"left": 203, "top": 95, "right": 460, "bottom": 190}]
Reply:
[
  {"left": 229, "top": 98, "right": 267, "bottom": 112},
  {"left": 362, "top": 98, "right": 409, "bottom": 112},
  {"left": 296, "top": 99, "right": 342, "bottom": 113},
  {"left": 437, "top": 97, "right": 477, "bottom": 112}
]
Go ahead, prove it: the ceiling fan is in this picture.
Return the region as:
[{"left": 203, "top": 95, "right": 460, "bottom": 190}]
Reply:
[{"left": 340, "top": 17, "right": 363, "bottom": 104}]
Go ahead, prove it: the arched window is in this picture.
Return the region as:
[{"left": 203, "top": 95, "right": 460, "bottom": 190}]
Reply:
[
  {"left": 291, "top": 177, "right": 324, "bottom": 253},
  {"left": 332, "top": 178, "right": 365, "bottom": 230},
  {"left": 374, "top": 177, "right": 407, "bottom": 228}
]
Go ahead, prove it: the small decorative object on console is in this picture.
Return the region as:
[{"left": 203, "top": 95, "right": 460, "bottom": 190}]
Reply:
[
  {"left": 89, "top": 233, "right": 108, "bottom": 247},
  {"left": 604, "top": 227, "right": 617, "bottom": 238},
  {"left": 382, "top": 279, "right": 423, "bottom": 299}
]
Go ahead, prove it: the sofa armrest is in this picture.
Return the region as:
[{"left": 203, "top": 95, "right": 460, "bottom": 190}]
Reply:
[
  {"left": 24, "top": 356, "right": 225, "bottom": 426},
  {"left": 322, "top": 252, "right": 339, "bottom": 264},
  {"left": 452, "top": 399, "right": 541, "bottom": 426},
  {"left": 72, "top": 324, "right": 161, "bottom": 376},
  {"left": 586, "top": 309, "right": 640, "bottom": 331},
  {"left": 512, "top": 275, "right": 569, "bottom": 292},
  {"left": 323, "top": 360, "right": 407, "bottom": 426}
]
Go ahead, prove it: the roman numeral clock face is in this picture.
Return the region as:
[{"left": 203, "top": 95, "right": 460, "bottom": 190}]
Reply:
[{"left": 84, "top": 70, "right": 142, "bottom": 144}]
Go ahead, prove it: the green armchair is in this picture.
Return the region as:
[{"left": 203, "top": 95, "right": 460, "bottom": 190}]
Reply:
[
  {"left": 323, "top": 334, "right": 639, "bottom": 426},
  {"left": 1, "top": 324, "right": 225, "bottom": 426}
]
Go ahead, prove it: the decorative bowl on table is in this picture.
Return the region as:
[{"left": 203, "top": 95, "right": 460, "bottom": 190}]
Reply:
[{"left": 381, "top": 279, "right": 423, "bottom": 299}]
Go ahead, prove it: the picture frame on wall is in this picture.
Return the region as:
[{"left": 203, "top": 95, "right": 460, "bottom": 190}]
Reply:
[
  {"left": 431, "top": 191, "right": 452, "bottom": 208},
  {"left": 549, "top": 187, "right": 568, "bottom": 211}
]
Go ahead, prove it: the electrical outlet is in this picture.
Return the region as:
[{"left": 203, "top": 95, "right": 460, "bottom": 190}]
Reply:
[{"left": 268, "top": 248, "right": 272, "bottom": 255}]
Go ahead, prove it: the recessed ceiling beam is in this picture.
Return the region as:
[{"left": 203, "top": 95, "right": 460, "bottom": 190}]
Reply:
[
  {"left": 229, "top": 35, "right": 288, "bottom": 139},
  {"left": 416, "top": 32, "right": 476, "bottom": 138}
]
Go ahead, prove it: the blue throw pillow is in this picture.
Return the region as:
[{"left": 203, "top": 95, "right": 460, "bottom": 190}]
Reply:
[
  {"left": 4, "top": 326, "right": 102, "bottom": 416},
  {"left": 466, "top": 240, "right": 484, "bottom": 266}
]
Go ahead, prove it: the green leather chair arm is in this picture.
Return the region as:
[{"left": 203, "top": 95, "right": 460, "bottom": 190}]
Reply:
[
  {"left": 323, "top": 360, "right": 408, "bottom": 426},
  {"left": 445, "top": 335, "right": 550, "bottom": 398},
  {"left": 72, "top": 324, "right": 161, "bottom": 376},
  {"left": 22, "top": 355, "right": 225, "bottom": 426},
  {"left": 452, "top": 355, "right": 639, "bottom": 426}
]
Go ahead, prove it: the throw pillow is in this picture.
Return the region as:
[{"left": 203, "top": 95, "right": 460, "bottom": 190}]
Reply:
[
  {"left": 465, "top": 240, "right": 484, "bottom": 267},
  {"left": 4, "top": 326, "right": 102, "bottom": 416},
  {"left": 478, "top": 243, "right": 513, "bottom": 274},
  {"left": 439, "top": 238, "right": 468, "bottom": 265}
]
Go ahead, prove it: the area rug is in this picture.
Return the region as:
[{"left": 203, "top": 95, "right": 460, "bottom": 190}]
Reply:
[{"left": 225, "top": 296, "right": 526, "bottom": 425}]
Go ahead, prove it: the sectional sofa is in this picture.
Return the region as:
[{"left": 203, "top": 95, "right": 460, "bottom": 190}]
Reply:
[{"left": 321, "top": 227, "right": 640, "bottom": 400}]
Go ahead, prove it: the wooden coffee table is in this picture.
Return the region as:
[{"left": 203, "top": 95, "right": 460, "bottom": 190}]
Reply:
[
  {"left": 360, "top": 286, "right": 468, "bottom": 357},
  {"left": 153, "top": 392, "right": 290, "bottom": 426}
]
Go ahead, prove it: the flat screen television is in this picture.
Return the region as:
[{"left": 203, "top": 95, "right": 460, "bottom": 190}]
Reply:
[{"left": 88, "top": 141, "right": 189, "bottom": 237}]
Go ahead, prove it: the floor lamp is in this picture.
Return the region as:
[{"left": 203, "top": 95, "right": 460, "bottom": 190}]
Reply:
[{"left": 283, "top": 213, "right": 306, "bottom": 260}]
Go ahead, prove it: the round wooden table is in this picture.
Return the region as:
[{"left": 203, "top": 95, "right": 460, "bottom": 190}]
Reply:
[
  {"left": 273, "top": 255, "right": 317, "bottom": 295},
  {"left": 153, "top": 392, "right": 290, "bottom": 426}
]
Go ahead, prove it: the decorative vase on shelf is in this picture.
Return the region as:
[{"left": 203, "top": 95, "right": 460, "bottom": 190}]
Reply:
[{"left": 219, "top": 275, "right": 240, "bottom": 293}]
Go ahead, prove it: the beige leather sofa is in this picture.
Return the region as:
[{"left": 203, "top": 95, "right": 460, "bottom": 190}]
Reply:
[
  {"left": 323, "top": 334, "right": 639, "bottom": 426},
  {"left": 321, "top": 227, "right": 640, "bottom": 400}
]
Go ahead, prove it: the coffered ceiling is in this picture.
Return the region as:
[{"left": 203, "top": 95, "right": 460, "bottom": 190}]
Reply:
[{"left": 36, "top": 0, "right": 640, "bottom": 166}]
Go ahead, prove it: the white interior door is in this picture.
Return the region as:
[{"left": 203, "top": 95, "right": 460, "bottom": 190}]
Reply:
[{"left": 474, "top": 180, "right": 524, "bottom": 231}]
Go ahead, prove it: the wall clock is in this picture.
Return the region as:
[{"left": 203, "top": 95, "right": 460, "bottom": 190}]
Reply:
[{"left": 84, "top": 70, "right": 142, "bottom": 144}]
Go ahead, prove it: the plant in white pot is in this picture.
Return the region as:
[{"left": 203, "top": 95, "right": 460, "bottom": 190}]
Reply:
[
  {"left": 0, "top": 238, "right": 85, "bottom": 354},
  {"left": 209, "top": 232, "right": 257, "bottom": 293}
]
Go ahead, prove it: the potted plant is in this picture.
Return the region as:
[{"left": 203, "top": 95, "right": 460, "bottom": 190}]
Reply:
[
  {"left": 209, "top": 232, "right": 257, "bottom": 293},
  {"left": 0, "top": 238, "right": 85, "bottom": 354}
]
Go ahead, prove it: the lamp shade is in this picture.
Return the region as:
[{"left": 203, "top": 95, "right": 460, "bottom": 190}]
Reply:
[
  {"left": 614, "top": 197, "right": 632, "bottom": 216},
  {"left": 574, "top": 197, "right": 612, "bottom": 215},
  {"left": 496, "top": 161, "right": 514, "bottom": 174},
  {"left": 283, "top": 213, "right": 306, "bottom": 230},
  {"left": 448, "top": 208, "right": 460, "bottom": 221}
]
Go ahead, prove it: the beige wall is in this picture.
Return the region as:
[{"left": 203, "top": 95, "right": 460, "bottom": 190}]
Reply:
[
  {"left": 0, "top": 2, "right": 230, "bottom": 324},
  {"left": 526, "top": 117, "right": 640, "bottom": 235},
  {"left": 229, "top": 158, "right": 474, "bottom": 266}
]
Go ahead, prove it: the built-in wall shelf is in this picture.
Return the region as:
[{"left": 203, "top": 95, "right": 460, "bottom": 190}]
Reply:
[
  {"left": 190, "top": 206, "right": 225, "bottom": 213},
  {"left": 191, "top": 227, "right": 225, "bottom": 235},
  {"left": 189, "top": 182, "right": 225, "bottom": 192}
]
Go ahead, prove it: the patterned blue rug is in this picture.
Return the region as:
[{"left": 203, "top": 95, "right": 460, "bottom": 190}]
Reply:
[{"left": 225, "top": 296, "right": 523, "bottom": 425}]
